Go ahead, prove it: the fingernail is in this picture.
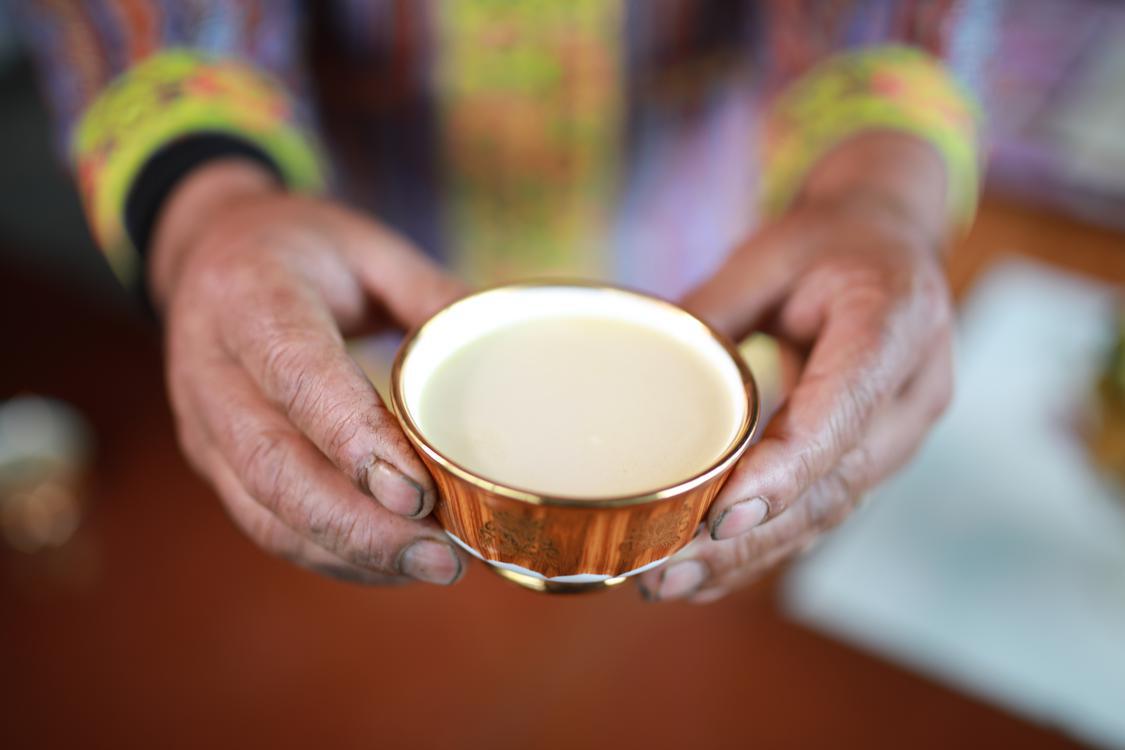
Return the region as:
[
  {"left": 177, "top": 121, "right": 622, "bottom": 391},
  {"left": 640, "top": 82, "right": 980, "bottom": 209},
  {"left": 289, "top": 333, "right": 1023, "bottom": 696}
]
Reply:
[
  {"left": 657, "top": 560, "right": 708, "bottom": 600},
  {"left": 711, "top": 497, "right": 769, "bottom": 540},
  {"left": 367, "top": 459, "right": 425, "bottom": 517},
  {"left": 399, "top": 539, "right": 462, "bottom": 585}
]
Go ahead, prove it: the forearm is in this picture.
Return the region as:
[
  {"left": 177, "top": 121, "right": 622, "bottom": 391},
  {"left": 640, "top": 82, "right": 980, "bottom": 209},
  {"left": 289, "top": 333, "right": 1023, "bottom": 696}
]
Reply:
[{"left": 759, "top": 46, "right": 982, "bottom": 243}]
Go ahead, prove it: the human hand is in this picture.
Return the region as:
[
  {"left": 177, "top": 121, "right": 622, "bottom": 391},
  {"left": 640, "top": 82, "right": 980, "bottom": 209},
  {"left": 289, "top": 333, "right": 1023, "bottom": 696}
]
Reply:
[
  {"left": 639, "top": 133, "right": 956, "bottom": 602},
  {"left": 151, "top": 159, "right": 468, "bottom": 585}
]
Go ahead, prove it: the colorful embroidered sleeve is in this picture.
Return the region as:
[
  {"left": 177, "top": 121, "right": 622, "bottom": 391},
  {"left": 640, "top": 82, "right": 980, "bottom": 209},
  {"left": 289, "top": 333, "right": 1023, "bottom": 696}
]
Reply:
[
  {"left": 72, "top": 51, "right": 325, "bottom": 283},
  {"left": 761, "top": 45, "right": 981, "bottom": 229},
  {"left": 757, "top": 0, "right": 990, "bottom": 230},
  {"left": 15, "top": 1, "right": 325, "bottom": 284}
]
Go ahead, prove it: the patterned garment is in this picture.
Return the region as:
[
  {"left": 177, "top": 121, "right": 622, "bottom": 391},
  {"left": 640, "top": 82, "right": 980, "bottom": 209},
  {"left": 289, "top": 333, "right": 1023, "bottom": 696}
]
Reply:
[{"left": 14, "top": 0, "right": 992, "bottom": 296}]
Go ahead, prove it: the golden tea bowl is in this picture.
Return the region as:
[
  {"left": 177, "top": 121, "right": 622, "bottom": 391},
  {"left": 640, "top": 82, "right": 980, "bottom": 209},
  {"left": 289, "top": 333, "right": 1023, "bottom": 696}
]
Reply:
[{"left": 390, "top": 282, "right": 759, "bottom": 593}]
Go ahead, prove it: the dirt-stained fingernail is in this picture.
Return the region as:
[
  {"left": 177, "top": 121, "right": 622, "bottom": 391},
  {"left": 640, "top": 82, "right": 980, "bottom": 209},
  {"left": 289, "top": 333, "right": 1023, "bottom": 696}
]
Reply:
[
  {"left": 656, "top": 560, "right": 708, "bottom": 600},
  {"left": 367, "top": 459, "right": 426, "bottom": 517},
  {"left": 399, "top": 539, "right": 462, "bottom": 585},
  {"left": 710, "top": 497, "right": 769, "bottom": 540}
]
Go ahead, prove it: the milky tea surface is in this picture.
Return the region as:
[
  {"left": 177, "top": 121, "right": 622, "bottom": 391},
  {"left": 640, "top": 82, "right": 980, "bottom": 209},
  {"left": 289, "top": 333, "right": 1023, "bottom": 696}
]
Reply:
[{"left": 417, "top": 316, "right": 741, "bottom": 498}]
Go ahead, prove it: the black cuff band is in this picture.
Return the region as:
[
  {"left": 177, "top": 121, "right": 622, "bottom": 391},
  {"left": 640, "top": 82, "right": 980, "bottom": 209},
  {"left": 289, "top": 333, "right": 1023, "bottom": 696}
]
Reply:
[{"left": 124, "top": 133, "right": 282, "bottom": 259}]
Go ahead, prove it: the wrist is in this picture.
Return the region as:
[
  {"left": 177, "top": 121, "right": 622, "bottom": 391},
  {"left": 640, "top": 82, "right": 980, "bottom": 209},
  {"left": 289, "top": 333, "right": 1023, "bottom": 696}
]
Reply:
[
  {"left": 795, "top": 131, "right": 950, "bottom": 254},
  {"left": 147, "top": 158, "right": 280, "bottom": 311}
]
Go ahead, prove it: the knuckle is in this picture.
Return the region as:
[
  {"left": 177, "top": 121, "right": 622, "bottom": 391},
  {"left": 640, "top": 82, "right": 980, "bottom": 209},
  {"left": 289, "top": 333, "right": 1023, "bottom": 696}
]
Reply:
[
  {"left": 762, "top": 436, "right": 817, "bottom": 510},
  {"left": 723, "top": 538, "right": 759, "bottom": 571},
  {"left": 764, "top": 452, "right": 805, "bottom": 515},
  {"left": 324, "top": 411, "right": 365, "bottom": 470},
  {"left": 836, "top": 444, "right": 874, "bottom": 497},
  {"left": 853, "top": 326, "right": 904, "bottom": 403},
  {"left": 788, "top": 375, "right": 881, "bottom": 484},
  {"left": 303, "top": 501, "right": 388, "bottom": 570},
  {"left": 709, "top": 546, "right": 789, "bottom": 595},
  {"left": 787, "top": 447, "right": 819, "bottom": 507},
  {"left": 236, "top": 500, "right": 399, "bottom": 584},
  {"left": 801, "top": 482, "right": 836, "bottom": 530},
  {"left": 321, "top": 396, "right": 383, "bottom": 480},
  {"left": 305, "top": 501, "right": 357, "bottom": 552},
  {"left": 261, "top": 333, "right": 327, "bottom": 413},
  {"left": 834, "top": 259, "right": 903, "bottom": 313},
  {"left": 264, "top": 343, "right": 381, "bottom": 479},
  {"left": 239, "top": 428, "right": 295, "bottom": 511},
  {"left": 823, "top": 394, "right": 861, "bottom": 461},
  {"left": 849, "top": 361, "right": 887, "bottom": 418},
  {"left": 728, "top": 518, "right": 789, "bottom": 568},
  {"left": 809, "top": 460, "right": 866, "bottom": 531}
]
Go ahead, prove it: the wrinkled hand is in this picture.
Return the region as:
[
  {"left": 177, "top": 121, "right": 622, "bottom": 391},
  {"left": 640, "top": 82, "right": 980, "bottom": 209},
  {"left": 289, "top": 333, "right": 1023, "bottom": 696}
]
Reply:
[
  {"left": 639, "top": 179, "right": 955, "bottom": 602},
  {"left": 151, "top": 160, "right": 467, "bottom": 585}
]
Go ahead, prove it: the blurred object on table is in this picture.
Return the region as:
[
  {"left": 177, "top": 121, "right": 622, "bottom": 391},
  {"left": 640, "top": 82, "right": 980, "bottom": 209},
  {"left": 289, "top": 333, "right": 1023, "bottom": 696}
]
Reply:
[
  {"left": 0, "top": 395, "right": 93, "bottom": 552},
  {"left": 784, "top": 259, "right": 1125, "bottom": 749},
  {"left": 1087, "top": 310, "right": 1125, "bottom": 485},
  {"left": 986, "top": 0, "right": 1125, "bottom": 230}
]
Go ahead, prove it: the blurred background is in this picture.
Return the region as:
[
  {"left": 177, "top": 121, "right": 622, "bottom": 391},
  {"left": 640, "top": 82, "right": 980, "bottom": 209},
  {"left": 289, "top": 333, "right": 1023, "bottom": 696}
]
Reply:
[{"left": 3, "top": 1, "right": 1125, "bottom": 748}]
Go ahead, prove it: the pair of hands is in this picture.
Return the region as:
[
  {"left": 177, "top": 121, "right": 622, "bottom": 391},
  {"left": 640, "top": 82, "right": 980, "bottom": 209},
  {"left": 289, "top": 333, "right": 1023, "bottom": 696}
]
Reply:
[{"left": 153, "top": 133, "right": 954, "bottom": 601}]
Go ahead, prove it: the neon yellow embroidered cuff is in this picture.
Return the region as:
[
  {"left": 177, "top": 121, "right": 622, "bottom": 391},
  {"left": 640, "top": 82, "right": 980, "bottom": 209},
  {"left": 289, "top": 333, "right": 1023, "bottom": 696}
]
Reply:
[
  {"left": 761, "top": 45, "right": 982, "bottom": 231},
  {"left": 72, "top": 50, "right": 326, "bottom": 285}
]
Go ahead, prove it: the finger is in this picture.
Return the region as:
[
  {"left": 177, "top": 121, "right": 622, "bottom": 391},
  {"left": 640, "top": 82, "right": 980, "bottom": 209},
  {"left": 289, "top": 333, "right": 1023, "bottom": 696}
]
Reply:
[
  {"left": 189, "top": 356, "right": 466, "bottom": 585},
  {"left": 648, "top": 336, "right": 954, "bottom": 601},
  {"left": 687, "top": 529, "right": 819, "bottom": 603},
  {"left": 638, "top": 471, "right": 847, "bottom": 601},
  {"left": 198, "top": 442, "right": 408, "bottom": 585},
  {"left": 752, "top": 327, "right": 952, "bottom": 537},
  {"left": 706, "top": 331, "right": 949, "bottom": 542},
  {"left": 679, "top": 218, "right": 812, "bottom": 339},
  {"left": 220, "top": 264, "right": 437, "bottom": 519},
  {"left": 172, "top": 398, "right": 405, "bottom": 584},
  {"left": 322, "top": 204, "right": 468, "bottom": 329},
  {"left": 638, "top": 480, "right": 819, "bottom": 598},
  {"left": 859, "top": 329, "right": 953, "bottom": 477},
  {"left": 705, "top": 264, "right": 927, "bottom": 537}
]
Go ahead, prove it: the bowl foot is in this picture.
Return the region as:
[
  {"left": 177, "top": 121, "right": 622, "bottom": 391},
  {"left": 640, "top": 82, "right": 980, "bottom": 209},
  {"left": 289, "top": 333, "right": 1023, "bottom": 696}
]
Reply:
[{"left": 489, "top": 565, "right": 629, "bottom": 594}]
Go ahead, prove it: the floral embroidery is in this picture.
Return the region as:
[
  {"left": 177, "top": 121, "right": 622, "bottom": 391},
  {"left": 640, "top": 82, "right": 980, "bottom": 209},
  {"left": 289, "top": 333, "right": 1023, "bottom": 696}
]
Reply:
[
  {"left": 762, "top": 45, "right": 981, "bottom": 231},
  {"left": 72, "top": 50, "right": 325, "bottom": 284}
]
